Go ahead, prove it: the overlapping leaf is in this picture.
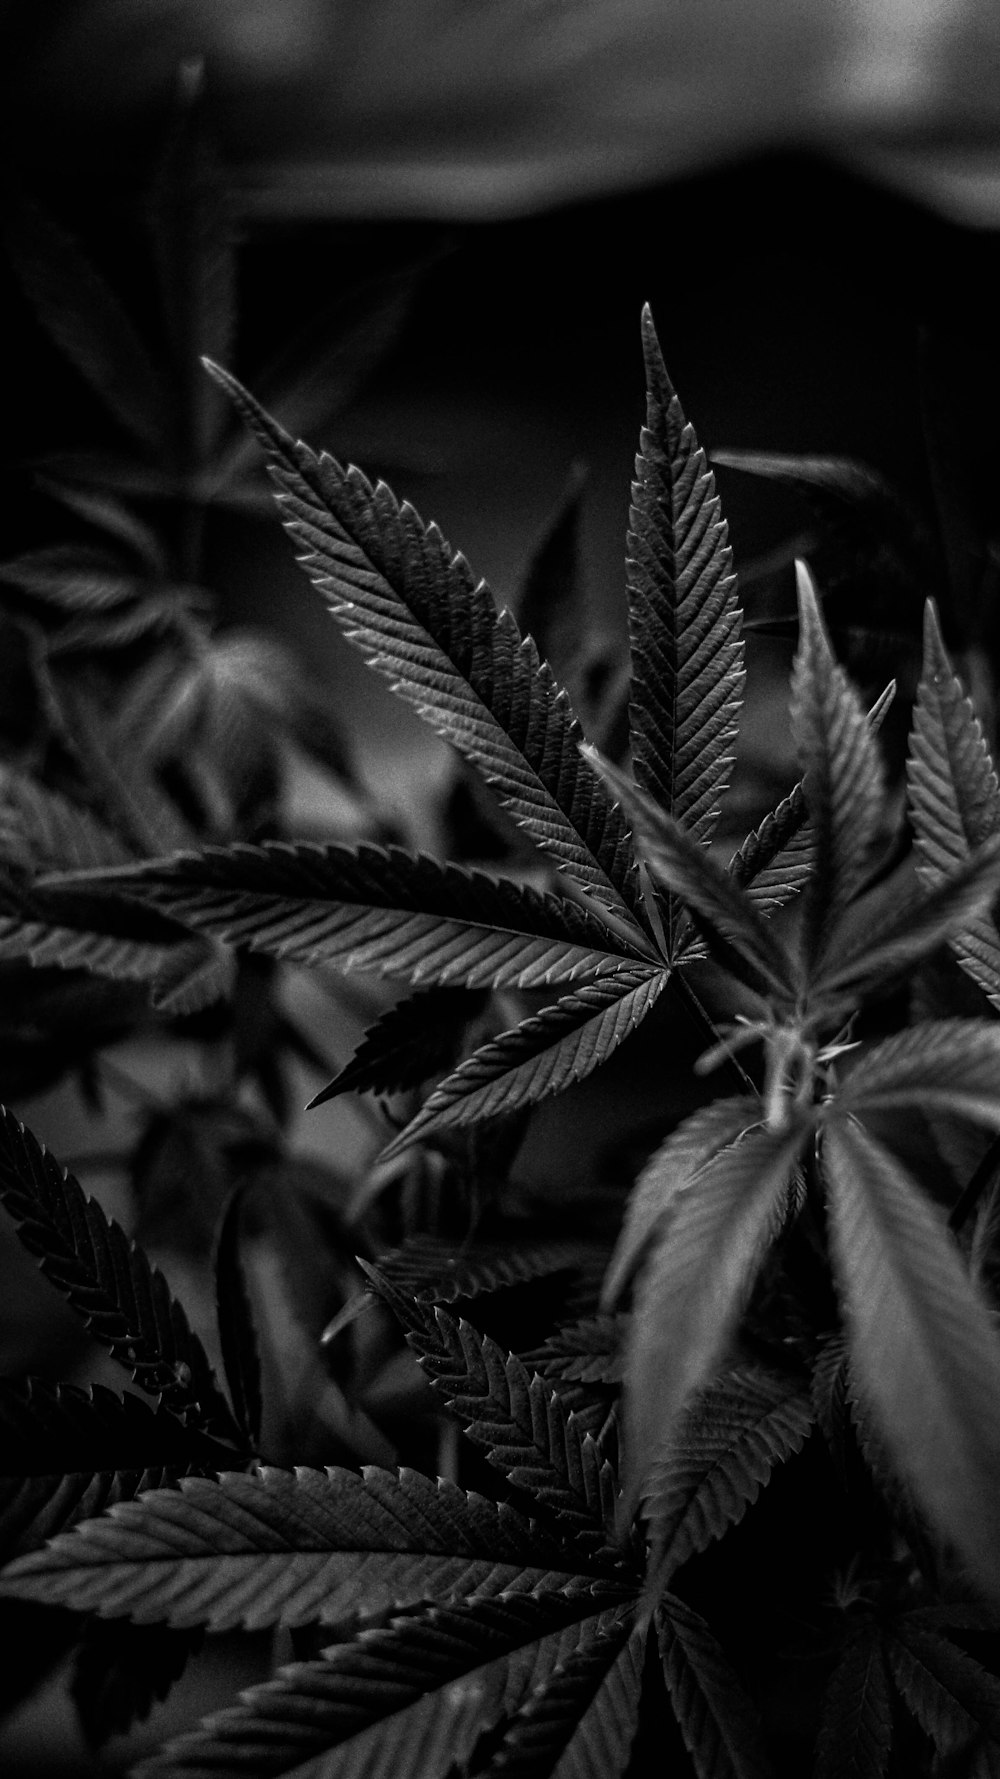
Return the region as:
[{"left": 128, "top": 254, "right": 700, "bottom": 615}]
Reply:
[
  {"left": 642, "top": 1366, "right": 812, "bottom": 1593},
  {"left": 657, "top": 1595, "right": 775, "bottom": 1779},
  {"left": 382, "top": 1300, "right": 622, "bottom": 1559},
  {"left": 603, "top": 1097, "right": 761, "bottom": 1306},
  {"left": 0, "top": 1380, "right": 224, "bottom": 1561},
  {"left": 205, "top": 360, "right": 641, "bottom": 925},
  {"left": 0, "top": 1107, "right": 240, "bottom": 1441},
  {"left": 813, "top": 1623, "right": 893, "bottom": 1779},
  {"left": 834, "top": 1020, "right": 1000, "bottom": 1129},
  {"left": 308, "top": 987, "right": 487, "bottom": 1106},
  {"left": 134, "top": 1594, "right": 634, "bottom": 1779},
  {"left": 823, "top": 1118, "right": 1000, "bottom": 1598},
  {"left": 808, "top": 836, "right": 1000, "bottom": 1007},
  {"left": 584, "top": 750, "right": 797, "bottom": 996},
  {"left": 789, "top": 563, "right": 886, "bottom": 967},
  {"left": 622, "top": 1121, "right": 806, "bottom": 1509},
  {"left": 626, "top": 306, "right": 744, "bottom": 850},
  {"left": 64, "top": 839, "right": 649, "bottom": 991},
  {"left": 885, "top": 1622, "right": 1000, "bottom": 1756},
  {"left": 379, "top": 966, "right": 668, "bottom": 1159},
  {"left": 908, "top": 600, "right": 1000, "bottom": 1007},
  {"left": 0, "top": 1465, "right": 617, "bottom": 1631},
  {"left": 478, "top": 1616, "right": 645, "bottom": 1777}
]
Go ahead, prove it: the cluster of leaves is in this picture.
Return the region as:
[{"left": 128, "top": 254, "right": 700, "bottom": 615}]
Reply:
[{"left": 5, "top": 225, "right": 1000, "bottom": 1776}]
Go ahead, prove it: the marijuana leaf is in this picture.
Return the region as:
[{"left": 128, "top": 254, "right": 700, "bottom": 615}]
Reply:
[
  {"left": 602, "top": 1095, "right": 760, "bottom": 1306},
  {"left": 0, "top": 1379, "right": 228, "bottom": 1562},
  {"left": 789, "top": 562, "right": 886, "bottom": 968},
  {"left": 642, "top": 1365, "right": 812, "bottom": 1592},
  {"left": 0, "top": 1465, "right": 612, "bottom": 1630},
  {"left": 813, "top": 1621, "right": 893, "bottom": 1779},
  {"left": 204, "top": 359, "right": 641, "bottom": 926},
  {"left": 378, "top": 967, "right": 668, "bottom": 1156},
  {"left": 61, "top": 839, "right": 648, "bottom": 988},
  {"left": 823, "top": 1117, "right": 1000, "bottom": 1598},
  {"left": 0, "top": 1107, "right": 242, "bottom": 1442},
  {"left": 307, "top": 987, "right": 488, "bottom": 1107},
  {"left": 626, "top": 306, "right": 744, "bottom": 851},
  {"left": 908, "top": 599, "right": 1000, "bottom": 1008},
  {"left": 622, "top": 1119, "right": 806, "bottom": 1509}
]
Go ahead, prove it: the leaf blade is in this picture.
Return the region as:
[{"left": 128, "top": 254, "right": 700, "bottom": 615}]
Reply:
[
  {"left": 626, "top": 307, "right": 744, "bottom": 847},
  {"left": 823, "top": 1118, "right": 1000, "bottom": 1598},
  {"left": 205, "top": 362, "right": 641, "bottom": 925}
]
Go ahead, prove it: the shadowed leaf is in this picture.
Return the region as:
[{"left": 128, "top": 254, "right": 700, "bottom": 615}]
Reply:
[{"left": 824, "top": 1118, "right": 1000, "bottom": 1599}]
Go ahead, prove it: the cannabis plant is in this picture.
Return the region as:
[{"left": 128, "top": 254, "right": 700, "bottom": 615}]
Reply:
[{"left": 4, "top": 298, "right": 1000, "bottom": 1776}]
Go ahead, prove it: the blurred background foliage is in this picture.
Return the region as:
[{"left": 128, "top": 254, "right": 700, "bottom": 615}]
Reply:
[{"left": 1, "top": 2, "right": 1000, "bottom": 1770}]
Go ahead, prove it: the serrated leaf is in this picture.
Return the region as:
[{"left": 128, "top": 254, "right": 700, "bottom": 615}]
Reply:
[
  {"left": 5, "top": 190, "right": 169, "bottom": 450},
  {"left": 135, "top": 1593, "right": 627, "bottom": 1779},
  {"left": 586, "top": 748, "right": 797, "bottom": 996},
  {"left": 392, "top": 1305, "right": 623, "bottom": 1558},
  {"left": 67, "top": 839, "right": 646, "bottom": 990},
  {"left": 379, "top": 965, "right": 668, "bottom": 1159},
  {"left": 835, "top": 1020, "right": 1000, "bottom": 1130},
  {"left": 0, "top": 768, "right": 131, "bottom": 873},
  {"left": 813, "top": 1623, "right": 892, "bottom": 1779},
  {"left": 213, "top": 1188, "right": 263, "bottom": 1450},
  {"left": 522, "top": 1317, "right": 626, "bottom": 1388},
  {"left": 908, "top": 600, "right": 1000, "bottom": 1009},
  {"left": 729, "top": 685, "right": 892, "bottom": 918},
  {"left": 790, "top": 562, "right": 885, "bottom": 966},
  {"left": 371, "top": 1235, "right": 584, "bottom": 1306},
  {"left": 480, "top": 1615, "right": 645, "bottom": 1777},
  {"left": 809, "top": 836, "right": 1000, "bottom": 1006},
  {"left": 603, "top": 1097, "right": 761, "bottom": 1307},
  {"left": 205, "top": 360, "right": 642, "bottom": 924},
  {"left": 886, "top": 1622, "right": 1000, "bottom": 1754},
  {"left": 823, "top": 1118, "right": 1000, "bottom": 1598},
  {"left": 643, "top": 1367, "right": 812, "bottom": 1594},
  {"left": 0, "top": 1106, "right": 240, "bottom": 1441},
  {"left": 727, "top": 780, "right": 815, "bottom": 916},
  {"left": 0, "top": 1379, "right": 223, "bottom": 1560},
  {"left": 308, "top": 987, "right": 487, "bottom": 1106},
  {"left": 0, "top": 1465, "right": 618, "bottom": 1630},
  {"left": 623, "top": 1121, "right": 805, "bottom": 1508},
  {"left": 0, "top": 869, "right": 226, "bottom": 1012},
  {"left": 658, "top": 1594, "right": 774, "bottom": 1779},
  {"left": 627, "top": 307, "right": 744, "bottom": 852}
]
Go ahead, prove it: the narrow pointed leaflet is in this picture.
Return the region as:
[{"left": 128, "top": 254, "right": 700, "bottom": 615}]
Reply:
[
  {"left": 908, "top": 599, "right": 1000, "bottom": 1007},
  {"left": 64, "top": 838, "right": 650, "bottom": 991},
  {"left": 790, "top": 563, "right": 886, "bottom": 968},
  {"left": 823, "top": 1118, "right": 1000, "bottom": 1599},
  {"left": 626, "top": 307, "right": 744, "bottom": 850},
  {"left": 204, "top": 360, "right": 642, "bottom": 928}
]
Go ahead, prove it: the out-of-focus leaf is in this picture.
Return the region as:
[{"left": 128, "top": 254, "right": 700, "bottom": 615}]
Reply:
[
  {"left": 623, "top": 1120, "right": 804, "bottom": 1510},
  {"left": 0, "top": 1106, "right": 241, "bottom": 1441},
  {"left": 213, "top": 1188, "right": 263, "bottom": 1450},
  {"left": 5, "top": 190, "right": 169, "bottom": 451},
  {"left": 824, "top": 1118, "right": 1000, "bottom": 1599}
]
